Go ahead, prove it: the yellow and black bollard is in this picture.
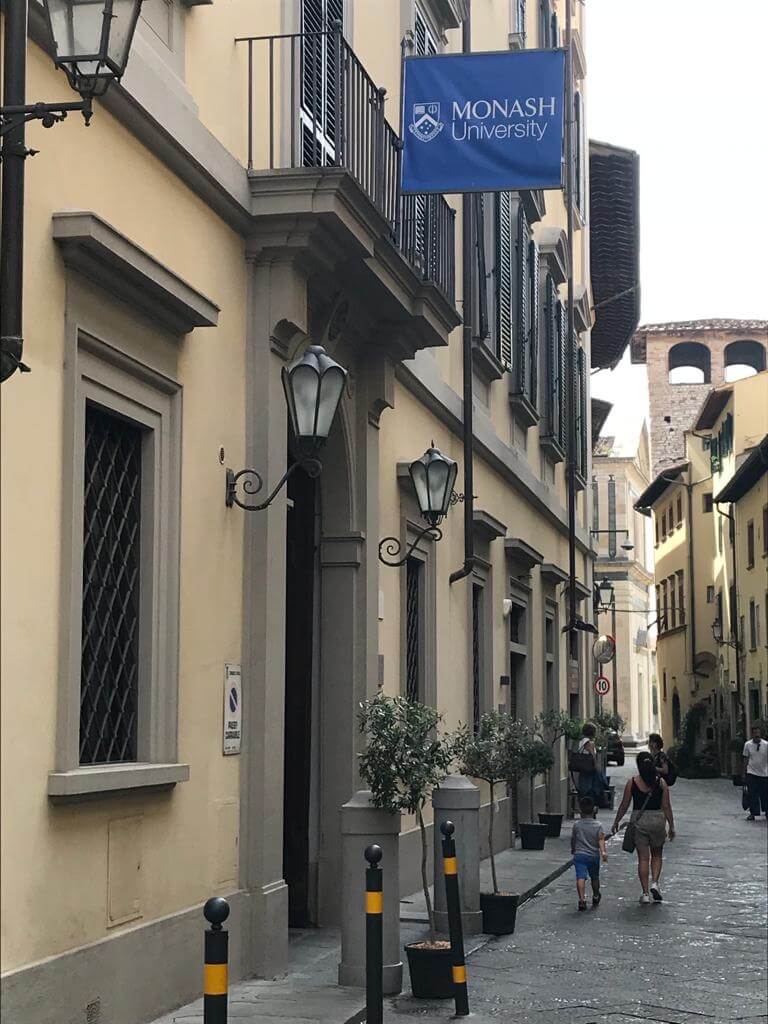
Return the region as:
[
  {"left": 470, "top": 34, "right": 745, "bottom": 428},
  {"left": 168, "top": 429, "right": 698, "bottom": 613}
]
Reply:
[
  {"left": 440, "top": 820, "right": 469, "bottom": 1017},
  {"left": 203, "top": 896, "right": 230, "bottom": 1024},
  {"left": 364, "top": 844, "right": 384, "bottom": 1024}
]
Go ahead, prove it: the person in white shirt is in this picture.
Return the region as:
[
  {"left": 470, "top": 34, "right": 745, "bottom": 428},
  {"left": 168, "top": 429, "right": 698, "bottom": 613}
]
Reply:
[{"left": 742, "top": 725, "right": 768, "bottom": 821}]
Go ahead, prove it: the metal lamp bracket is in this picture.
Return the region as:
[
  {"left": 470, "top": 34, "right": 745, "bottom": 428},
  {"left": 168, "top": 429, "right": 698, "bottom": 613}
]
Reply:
[{"left": 225, "top": 458, "right": 321, "bottom": 512}]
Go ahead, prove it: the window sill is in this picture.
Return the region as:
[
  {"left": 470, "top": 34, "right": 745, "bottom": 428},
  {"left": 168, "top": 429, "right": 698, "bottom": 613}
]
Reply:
[
  {"left": 472, "top": 339, "right": 505, "bottom": 383},
  {"left": 509, "top": 391, "right": 539, "bottom": 428},
  {"left": 539, "top": 434, "right": 564, "bottom": 464},
  {"left": 48, "top": 762, "right": 190, "bottom": 798}
]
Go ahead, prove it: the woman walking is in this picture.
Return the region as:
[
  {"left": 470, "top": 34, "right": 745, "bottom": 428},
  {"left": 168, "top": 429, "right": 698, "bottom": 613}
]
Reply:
[
  {"left": 612, "top": 752, "right": 675, "bottom": 904},
  {"left": 575, "top": 722, "right": 602, "bottom": 802}
]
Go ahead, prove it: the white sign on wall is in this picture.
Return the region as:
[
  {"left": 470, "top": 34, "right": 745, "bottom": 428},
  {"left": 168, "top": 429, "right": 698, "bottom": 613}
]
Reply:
[{"left": 223, "top": 664, "right": 242, "bottom": 755}]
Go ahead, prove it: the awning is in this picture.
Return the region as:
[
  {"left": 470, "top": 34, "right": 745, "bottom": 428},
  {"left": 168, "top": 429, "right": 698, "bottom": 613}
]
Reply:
[
  {"left": 589, "top": 141, "right": 640, "bottom": 370},
  {"left": 591, "top": 398, "right": 613, "bottom": 447}
]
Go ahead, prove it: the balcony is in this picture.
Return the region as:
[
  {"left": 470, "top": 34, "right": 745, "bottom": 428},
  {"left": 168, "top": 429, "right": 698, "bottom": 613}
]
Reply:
[{"left": 236, "top": 30, "right": 456, "bottom": 312}]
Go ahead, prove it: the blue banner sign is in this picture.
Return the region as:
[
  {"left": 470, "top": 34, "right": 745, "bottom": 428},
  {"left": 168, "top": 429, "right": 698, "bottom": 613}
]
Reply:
[{"left": 401, "top": 49, "right": 565, "bottom": 194}]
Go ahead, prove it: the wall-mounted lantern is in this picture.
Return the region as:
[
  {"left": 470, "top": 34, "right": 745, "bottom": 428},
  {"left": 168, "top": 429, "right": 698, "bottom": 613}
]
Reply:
[
  {"left": 378, "top": 443, "right": 460, "bottom": 567},
  {"left": 593, "top": 577, "right": 615, "bottom": 615},
  {"left": 711, "top": 617, "right": 738, "bottom": 650},
  {"left": 226, "top": 345, "right": 347, "bottom": 512}
]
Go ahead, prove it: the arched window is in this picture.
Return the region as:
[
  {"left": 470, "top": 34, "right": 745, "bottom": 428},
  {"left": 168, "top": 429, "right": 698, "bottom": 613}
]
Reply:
[
  {"left": 724, "top": 339, "right": 766, "bottom": 382},
  {"left": 668, "top": 342, "right": 711, "bottom": 384},
  {"left": 672, "top": 692, "right": 682, "bottom": 739}
]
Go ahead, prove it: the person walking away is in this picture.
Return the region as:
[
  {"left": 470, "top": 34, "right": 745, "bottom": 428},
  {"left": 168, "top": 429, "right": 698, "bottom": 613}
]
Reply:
[
  {"left": 612, "top": 752, "right": 675, "bottom": 904},
  {"left": 648, "top": 733, "right": 677, "bottom": 785},
  {"left": 743, "top": 724, "right": 768, "bottom": 821},
  {"left": 575, "top": 723, "right": 601, "bottom": 802},
  {"left": 571, "top": 797, "right": 608, "bottom": 911}
]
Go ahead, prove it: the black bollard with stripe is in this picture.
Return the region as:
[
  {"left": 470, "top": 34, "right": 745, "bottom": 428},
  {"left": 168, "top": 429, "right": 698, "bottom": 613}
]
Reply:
[
  {"left": 203, "top": 896, "right": 230, "bottom": 1024},
  {"left": 440, "top": 820, "right": 469, "bottom": 1016},
  {"left": 364, "top": 844, "right": 384, "bottom": 1024}
]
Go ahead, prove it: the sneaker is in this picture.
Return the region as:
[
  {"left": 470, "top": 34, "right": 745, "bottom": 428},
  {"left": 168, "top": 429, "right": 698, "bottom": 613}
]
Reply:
[
  {"left": 578, "top": 900, "right": 587, "bottom": 911},
  {"left": 592, "top": 892, "right": 602, "bottom": 907},
  {"left": 650, "top": 882, "right": 662, "bottom": 903},
  {"left": 639, "top": 893, "right": 651, "bottom": 905}
]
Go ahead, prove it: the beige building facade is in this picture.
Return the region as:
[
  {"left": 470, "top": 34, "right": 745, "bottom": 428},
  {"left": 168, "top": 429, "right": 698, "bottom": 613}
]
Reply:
[
  {"left": 1, "top": 3, "right": 639, "bottom": 1023},
  {"left": 592, "top": 422, "right": 657, "bottom": 742}
]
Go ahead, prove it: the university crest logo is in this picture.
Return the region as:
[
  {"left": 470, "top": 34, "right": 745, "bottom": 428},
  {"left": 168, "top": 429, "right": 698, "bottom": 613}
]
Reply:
[{"left": 409, "top": 102, "right": 444, "bottom": 142}]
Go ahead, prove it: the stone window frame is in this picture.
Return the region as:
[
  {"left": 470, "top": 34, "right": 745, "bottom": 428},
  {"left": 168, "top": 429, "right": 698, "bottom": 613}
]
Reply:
[
  {"left": 543, "top": 598, "right": 559, "bottom": 712},
  {"left": 49, "top": 330, "right": 186, "bottom": 798},
  {"left": 507, "top": 576, "right": 532, "bottom": 722},
  {"left": 469, "top": 558, "right": 493, "bottom": 730}
]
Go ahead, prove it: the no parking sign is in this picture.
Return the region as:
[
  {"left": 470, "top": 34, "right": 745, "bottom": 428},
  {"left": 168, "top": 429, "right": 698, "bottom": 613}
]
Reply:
[{"left": 594, "top": 675, "right": 611, "bottom": 697}]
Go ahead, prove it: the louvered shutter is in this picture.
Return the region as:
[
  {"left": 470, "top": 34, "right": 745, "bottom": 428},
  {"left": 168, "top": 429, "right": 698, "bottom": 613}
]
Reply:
[
  {"left": 516, "top": 204, "right": 530, "bottom": 395},
  {"left": 558, "top": 300, "right": 567, "bottom": 451},
  {"left": 529, "top": 240, "right": 539, "bottom": 409},
  {"left": 545, "top": 276, "right": 559, "bottom": 439},
  {"left": 496, "top": 192, "right": 513, "bottom": 368},
  {"left": 325, "top": 0, "right": 344, "bottom": 148},
  {"left": 577, "top": 347, "right": 587, "bottom": 477},
  {"left": 475, "top": 194, "right": 489, "bottom": 341},
  {"left": 300, "top": 0, "right": 344, "bottom": 167}
]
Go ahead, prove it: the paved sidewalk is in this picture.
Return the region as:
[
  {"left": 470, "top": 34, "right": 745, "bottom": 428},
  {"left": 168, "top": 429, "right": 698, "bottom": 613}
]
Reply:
[{"left": 151, "top": 794, "right": 620, "bottom": 1024}]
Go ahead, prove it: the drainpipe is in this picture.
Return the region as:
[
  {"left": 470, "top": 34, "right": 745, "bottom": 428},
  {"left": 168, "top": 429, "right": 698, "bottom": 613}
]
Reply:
[
  {"left": 564, "top": 0, "right": 578, "bottom": 639},
  {"left": 449, "top": 1, "right": 476, "bottom": 586},
  {"left": 686, "top": 475, "right": 696, "bottom": 680}
]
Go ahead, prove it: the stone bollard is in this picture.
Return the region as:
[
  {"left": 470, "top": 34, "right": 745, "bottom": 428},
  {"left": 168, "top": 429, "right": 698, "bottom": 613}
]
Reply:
[
  {"left": 432, "top": 775, "right": 482, "bottom": 935},
  {"left": 339, "top": 791, "right": 403, "bottom": 995}
]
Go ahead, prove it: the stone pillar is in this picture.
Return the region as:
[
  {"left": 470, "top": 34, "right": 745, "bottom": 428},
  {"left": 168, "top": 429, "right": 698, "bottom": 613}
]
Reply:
[
  {"left": 432, "top": 775, "right": 482, "bottom": 935},
  {"left": 339, "top": 791, "right": 403, "bottom": 995}
]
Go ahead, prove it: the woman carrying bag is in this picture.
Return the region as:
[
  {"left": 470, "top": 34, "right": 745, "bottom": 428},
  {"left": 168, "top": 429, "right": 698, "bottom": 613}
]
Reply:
[
  {"left": 570, "top": 722, "right": 603, "bottom": 802},
  {"left": 612, "top": 752, "right": 675, "bottom": 904}
]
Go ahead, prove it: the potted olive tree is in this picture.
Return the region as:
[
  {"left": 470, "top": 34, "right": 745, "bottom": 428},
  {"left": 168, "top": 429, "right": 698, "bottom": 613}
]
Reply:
[
  {"left": 516, "top": 736, "right": 555, "bottom": 850},
  {"left": 358, "top": 693, "right": 455, "bottom": 1000},
  {"left": 533, "top": 709, "right": 574, "bottom": 837},
  {"left": 456, "top": 711, "right": 524, "bottom": 935}
]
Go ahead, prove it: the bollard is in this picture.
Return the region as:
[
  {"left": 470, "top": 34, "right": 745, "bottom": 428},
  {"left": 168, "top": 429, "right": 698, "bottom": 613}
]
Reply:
[
  {"left": 364, "top": 844, "right": 384, "bottom": 1024},
  {"left": 203, "top": 896, "right": 230, "bottom": 1024},
  {"left": 441, "top": 821, "right": 469, "bottom": 1017}
]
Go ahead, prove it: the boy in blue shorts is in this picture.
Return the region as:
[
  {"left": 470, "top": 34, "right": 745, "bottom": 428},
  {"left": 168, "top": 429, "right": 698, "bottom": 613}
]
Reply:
[{"left": 571, "top": 797, "right": 607, "bottom": 911}]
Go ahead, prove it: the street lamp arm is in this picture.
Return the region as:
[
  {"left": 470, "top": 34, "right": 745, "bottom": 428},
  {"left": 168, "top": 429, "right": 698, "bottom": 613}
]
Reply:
[
  {"left": 0, "top": 98, "right": 92, "bottom": 138},
  {"left": 378, "top": 523, "right": 443, "bottom": 568},
  {"left": 225, "top": 458, "right": 321, "bottom": 512}
]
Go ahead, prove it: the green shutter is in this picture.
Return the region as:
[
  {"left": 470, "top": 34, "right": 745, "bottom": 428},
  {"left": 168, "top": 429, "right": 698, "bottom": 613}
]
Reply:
[
  {"left": 577, "top": 347, "right": 587, "bottom": 477},
  {"left": 545, "top": 275, "right": 559, "bottom": 439},
  {"left": 529, "top": 240, "right": 539, "bottom": 409},
  {"left": 496, "top": 192, "right": 513, "bottom": 368},
  {"left": 516, "top": 204, "right": 530, "bottom": 394},
  {"left": 558, "top": 300, "right": 567, "bottom": 451}
]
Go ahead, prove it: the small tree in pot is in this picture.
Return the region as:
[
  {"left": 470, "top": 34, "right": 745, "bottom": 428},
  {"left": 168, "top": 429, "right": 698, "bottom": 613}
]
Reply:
[
  {"left": 456, "top": 712, "right": 525, "bottom": 934},
  {"left": 358, "top": 693, "right": 455, "bottom": 999},
  {"left": 516, "top": 736, "right": 555, "bottom": 850},
  {"left": 533, "top": 709, "right": 574, "bottom": 835}
]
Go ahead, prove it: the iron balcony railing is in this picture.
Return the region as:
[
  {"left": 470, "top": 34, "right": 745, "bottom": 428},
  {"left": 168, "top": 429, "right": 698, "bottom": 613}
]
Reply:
[{"left": 235, "top": 29, "right": 455, "bottom": 304}]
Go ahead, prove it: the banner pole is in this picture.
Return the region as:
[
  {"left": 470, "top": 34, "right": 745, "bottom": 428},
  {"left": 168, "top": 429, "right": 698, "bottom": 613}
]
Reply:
[
  {"left": 449, "top": 0, "right": 475, "bottom": 586},
  {"left": 564, "top": 0, "right": 578, "bottom": 647}
]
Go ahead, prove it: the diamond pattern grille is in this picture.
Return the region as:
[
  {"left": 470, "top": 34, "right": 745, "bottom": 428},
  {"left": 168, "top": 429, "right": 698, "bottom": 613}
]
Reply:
[
  {"left": 472, "top": 584, "right": 482, "bottom": 732},
  {"left": 405, "top": 557, "right": 421, "bottom": 702},
  {"left": 79, "top": 405, "right": 142, "bottom": 764}
]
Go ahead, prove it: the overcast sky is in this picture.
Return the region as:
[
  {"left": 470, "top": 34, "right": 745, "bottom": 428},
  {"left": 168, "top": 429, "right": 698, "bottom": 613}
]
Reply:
[{"left": 588, "top": 0, "right": 768, "bottom": 445}]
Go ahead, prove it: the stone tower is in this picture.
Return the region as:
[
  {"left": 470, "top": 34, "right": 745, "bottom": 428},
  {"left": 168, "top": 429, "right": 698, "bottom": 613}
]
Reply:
[{"left": 630, "top": 319, "right": 768, "bottom": 476}]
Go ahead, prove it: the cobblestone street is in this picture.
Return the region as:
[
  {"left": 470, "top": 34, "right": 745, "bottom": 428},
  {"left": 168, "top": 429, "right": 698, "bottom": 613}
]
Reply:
[{"left": 389, "top": 769, "right": 768, "bottom": 1023}]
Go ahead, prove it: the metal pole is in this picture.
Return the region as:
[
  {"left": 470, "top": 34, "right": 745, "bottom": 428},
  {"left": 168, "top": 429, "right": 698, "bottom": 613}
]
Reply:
[
  {"left": 0, "top": 0, "right": 28, "bottom": 381},
  {"left": 564, "top": 0, "right": 577, "bottom": 643},
  {"left": 449, "top": 0, "right": 475, "bottom": 586},
  {"left": 364, "top": 844, "right": 384, "bottom": 1024},
  {"left": 440, "top": 821, "right": 469, "bottom": 1016},
  {"left": 611, "top": 600, "right": 618, "bottom": 715},
  {"left": 203, "top": 897, "right": 230, "bottom": 1024}
]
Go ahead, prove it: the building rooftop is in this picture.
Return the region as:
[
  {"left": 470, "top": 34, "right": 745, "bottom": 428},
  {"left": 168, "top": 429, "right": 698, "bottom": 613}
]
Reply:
[
  {"left": 631, "top": 319, "right": 768, "bottom": 362},
  {"left": 713, "top": 435, "right": 768, "bottom": 503},
  {"left": 634, "top": 460, "right": 689, "bottom": 515}
]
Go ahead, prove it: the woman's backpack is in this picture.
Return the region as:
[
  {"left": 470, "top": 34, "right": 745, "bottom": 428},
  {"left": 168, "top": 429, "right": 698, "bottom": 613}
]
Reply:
[{"left": 568, "top": 750, "right": 596, "bottom": 773}]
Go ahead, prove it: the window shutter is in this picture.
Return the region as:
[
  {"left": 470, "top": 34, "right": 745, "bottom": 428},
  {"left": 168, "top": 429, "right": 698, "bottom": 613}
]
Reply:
[
  {"left": 516, "top": 204, "right": 530, "bottom": 394},
  {"left": 550, "top": 11, "right": 558, "bottom": 45},
  {"left": 545, "top": 275, "right": 558, "bottom": 438},
  {"left": 558, "top": 299, "right": 567, "bottom": 450},
  {"left": 529, "top": 240, "right": 539, "bottom": 409},
  {"left": 496, "top": 192, "right": 513, "bottom": 368},
  {"left": 577, "top": 347, "right": 587, "bottom": 477},
  {"left": 475, "top": 193, "right": 489, "bottom": 341}
]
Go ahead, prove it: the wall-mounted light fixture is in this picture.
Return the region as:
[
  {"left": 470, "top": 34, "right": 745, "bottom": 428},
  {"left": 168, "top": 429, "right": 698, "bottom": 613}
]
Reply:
[
  {"left": 225, "top": 345, "right": 347, "bottom": 512},
  {"left": 593, "top": 577, "right": 615, "bottom": 616},
  {"left": 378, "top": 443, "right": 460, "bottom": 567},
  {"left": 590, "top": 528, "right": 634, "bottom": 552},
  {"left": 711, "top": 617, "right": 738, "bottom": 650}
]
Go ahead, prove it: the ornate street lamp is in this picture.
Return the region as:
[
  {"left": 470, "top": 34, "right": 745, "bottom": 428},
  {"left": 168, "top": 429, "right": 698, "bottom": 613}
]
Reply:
[
  {"left": 378, "top": 443, "right": 459, "bottom": 567},
  {"left": 1, "top": 0, "right": 144, "bottom": 383},
  {"left": 226, "top": 345, "right": 347, "bottom": 512},
  {"left": 595, "top": 577, "right": 614, "bottom": 613}
]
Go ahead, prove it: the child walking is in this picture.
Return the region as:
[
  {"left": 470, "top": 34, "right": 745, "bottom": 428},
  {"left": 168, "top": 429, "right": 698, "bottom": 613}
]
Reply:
[{"left": 571, "top": 797, "right": 607, "bottom": 911}]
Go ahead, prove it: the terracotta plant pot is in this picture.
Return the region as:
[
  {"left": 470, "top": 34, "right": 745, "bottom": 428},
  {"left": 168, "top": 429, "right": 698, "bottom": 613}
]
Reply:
[
  {"left": 538, "top": 812, "right": 564, "bottom": 837},
  {"left": 405, "top": 941, "right": 453, "bottom": 999},
  {"left": 480, "top": 891, "right": 519, "bottom": 935},
  {"left": 518, "top": 822, "right": 548, "bottom": 850}
]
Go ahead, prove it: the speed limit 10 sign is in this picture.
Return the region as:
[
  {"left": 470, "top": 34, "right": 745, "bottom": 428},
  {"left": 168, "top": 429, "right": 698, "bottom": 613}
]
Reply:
[{"left": 594, "top": 676, "right": 611, "bottom": 696}]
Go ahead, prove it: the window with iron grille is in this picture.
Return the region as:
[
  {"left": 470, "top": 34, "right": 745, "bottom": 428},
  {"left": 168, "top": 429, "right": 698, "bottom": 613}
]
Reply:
[
  {"left": 80, "top": 405, "right": 143, "bottom": 764},
  {"left": 472, "top": 584, "right": 483, "bottom": 732},
  {"left": 300, "top": 0, "right": 344, "bottom": 167},
  {"left": 405, "top": 556, "right": 422, "bottom": 701}
]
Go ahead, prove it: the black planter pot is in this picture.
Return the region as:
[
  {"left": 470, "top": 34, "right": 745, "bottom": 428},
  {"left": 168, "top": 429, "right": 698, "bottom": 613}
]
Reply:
[
  {"left": 518, "top": 822, "right": 548, "bottom": 850},
  {"left": 480, "top": 892, "right": 519, "bottom": 935},
  {"left": 538, "top": 812, "right": 563, "bottom": 837},
  {"left": 405, "top": 942, "right": 454, "bottom": 999}
]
